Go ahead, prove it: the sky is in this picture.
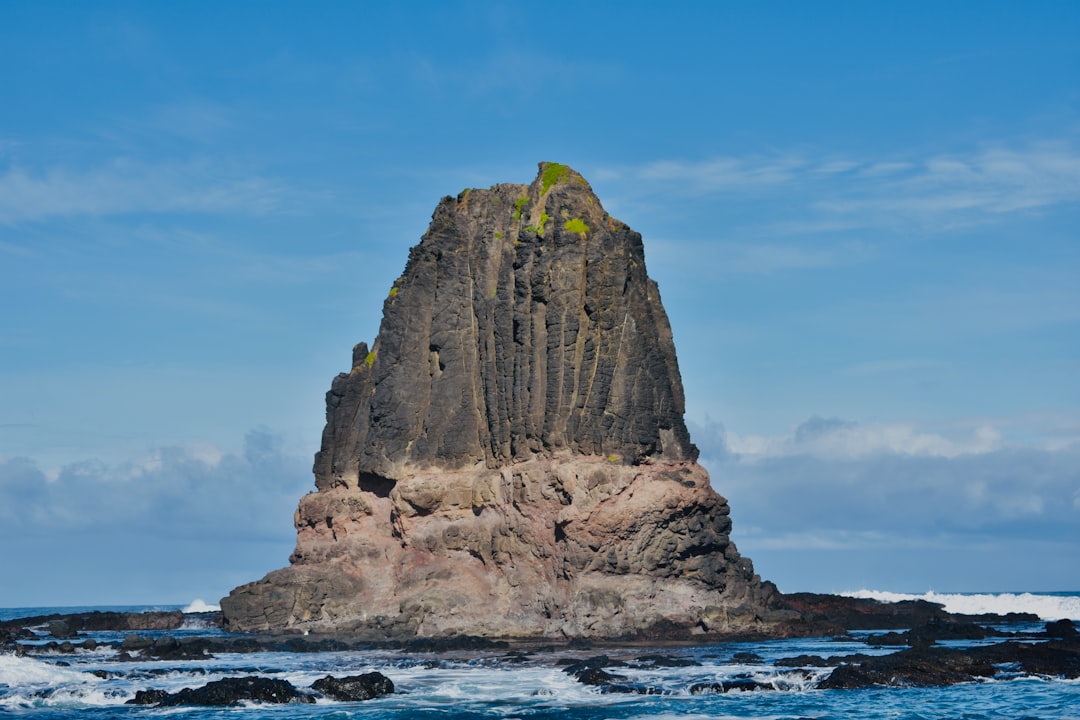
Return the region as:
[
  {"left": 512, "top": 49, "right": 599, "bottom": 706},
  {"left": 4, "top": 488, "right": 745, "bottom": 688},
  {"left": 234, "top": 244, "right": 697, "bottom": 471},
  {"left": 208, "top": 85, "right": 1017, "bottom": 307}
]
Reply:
[{"left": 1, "top": 1, "right": 1078, "bottom": 607}]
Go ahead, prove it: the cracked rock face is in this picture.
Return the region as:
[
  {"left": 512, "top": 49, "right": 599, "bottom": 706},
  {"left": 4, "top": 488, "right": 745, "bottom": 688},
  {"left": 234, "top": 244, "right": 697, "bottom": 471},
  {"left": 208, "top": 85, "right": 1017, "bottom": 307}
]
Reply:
[{"left": 221, "top": 163, "right": 775, "bottom": 638}]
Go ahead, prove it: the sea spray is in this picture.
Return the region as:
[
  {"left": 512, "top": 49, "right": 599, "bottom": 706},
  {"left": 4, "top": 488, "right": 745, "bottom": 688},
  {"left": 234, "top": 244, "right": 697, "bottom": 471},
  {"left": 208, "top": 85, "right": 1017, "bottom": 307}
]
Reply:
[
  {"left": 181, "top": 599, "right": 220, "bottom": 614},
  {"left": 842, "top": 590, "right": 1080, "bottom": 620}
]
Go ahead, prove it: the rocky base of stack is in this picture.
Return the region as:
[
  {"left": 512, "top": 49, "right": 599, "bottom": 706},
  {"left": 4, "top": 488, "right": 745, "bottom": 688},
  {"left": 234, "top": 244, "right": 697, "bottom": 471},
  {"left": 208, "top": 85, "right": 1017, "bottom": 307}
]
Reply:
[{"left": 222, "top": 456, "right": 780, "bottom": 639}]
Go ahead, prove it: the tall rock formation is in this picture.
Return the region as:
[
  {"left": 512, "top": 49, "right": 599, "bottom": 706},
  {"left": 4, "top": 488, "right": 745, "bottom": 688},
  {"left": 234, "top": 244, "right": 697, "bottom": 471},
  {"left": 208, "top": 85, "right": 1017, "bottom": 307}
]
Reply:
[{"left": 222, "top": 163, "right": 778, "bottom": 638}]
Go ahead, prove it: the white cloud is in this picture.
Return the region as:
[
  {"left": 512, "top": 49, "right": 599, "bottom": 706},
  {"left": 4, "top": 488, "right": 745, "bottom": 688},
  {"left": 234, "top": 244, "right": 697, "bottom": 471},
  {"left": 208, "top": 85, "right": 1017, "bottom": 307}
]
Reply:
[
  {"left": 598, "top": 137, "right": 1080, "bottom": 232},
  {"left": 859, "top": 161, "right": 915, "bottom": 177},
  {"left": 612, "top": 155, "right": 808, "bottom": 194},
  {"left": 0, "top": 427, "right": 310, "bottom": 540},
  {"left": 725, "top": 416, "right": 1004, "bottom": 460},
  {"left": 0, "top": 159, "right": 285, "bottom": 224},
  {"left": 0, "top": 427, "right": 314, "bottom": 605},
  {"left": 692, "top": 416, "right": 1080, "bottom": 559},
  {"left": 817, "top": 141, "right": 1080, "bottom": 221}
]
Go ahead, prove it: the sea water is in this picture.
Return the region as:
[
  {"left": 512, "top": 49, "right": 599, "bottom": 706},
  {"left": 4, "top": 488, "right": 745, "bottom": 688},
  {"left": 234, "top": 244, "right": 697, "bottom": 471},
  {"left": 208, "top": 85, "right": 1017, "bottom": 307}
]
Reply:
[{"left": 1, "top": 592, "right": 1078, "bottom": 719}]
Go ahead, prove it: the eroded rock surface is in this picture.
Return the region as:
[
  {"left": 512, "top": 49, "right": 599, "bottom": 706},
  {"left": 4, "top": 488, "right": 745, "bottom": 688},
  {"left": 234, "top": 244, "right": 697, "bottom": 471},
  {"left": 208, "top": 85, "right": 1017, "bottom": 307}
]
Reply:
[{"left": 222, "top": 163, "right": 777, "bottom": 638}]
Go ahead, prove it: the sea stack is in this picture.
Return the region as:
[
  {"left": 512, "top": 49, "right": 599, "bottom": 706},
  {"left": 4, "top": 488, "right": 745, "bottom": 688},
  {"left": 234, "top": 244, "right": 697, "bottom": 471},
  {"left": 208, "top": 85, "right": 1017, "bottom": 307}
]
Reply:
[{"left": 222, "top": 163, "right": 778, "bottom": 638}]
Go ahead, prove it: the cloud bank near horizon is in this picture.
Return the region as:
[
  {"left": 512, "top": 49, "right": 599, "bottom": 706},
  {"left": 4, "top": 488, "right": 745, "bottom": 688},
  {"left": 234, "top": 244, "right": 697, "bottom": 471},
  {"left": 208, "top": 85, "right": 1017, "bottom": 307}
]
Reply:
[
  {"left": 0, "top": 428, "right": 311, "bottom": 606},
  {"left": 692, "top": 416, "right": 1079, "bottom": 592},
  {"left": 1, "top": 415, "right": 1076, "bottom": 605}
]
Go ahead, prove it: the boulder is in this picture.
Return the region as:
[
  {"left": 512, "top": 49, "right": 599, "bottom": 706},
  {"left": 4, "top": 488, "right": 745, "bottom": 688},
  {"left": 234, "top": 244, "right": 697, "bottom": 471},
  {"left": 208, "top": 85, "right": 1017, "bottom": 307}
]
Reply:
[
  {"left": 157, "top": 677, "right": 313, "bottom": 707},
  {"left": 311, "top": 672, "right": 395, "bottom": 701}
]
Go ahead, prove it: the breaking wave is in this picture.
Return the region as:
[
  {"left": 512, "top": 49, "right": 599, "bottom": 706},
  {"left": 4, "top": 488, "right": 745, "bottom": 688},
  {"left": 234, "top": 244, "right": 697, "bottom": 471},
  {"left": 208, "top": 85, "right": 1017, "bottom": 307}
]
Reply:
[
  {"left": 842, "top": 590, "right": 1080, "bottom": 620},
  {"left": 182, "top": 598, "right": 220, "bottom": 613}
]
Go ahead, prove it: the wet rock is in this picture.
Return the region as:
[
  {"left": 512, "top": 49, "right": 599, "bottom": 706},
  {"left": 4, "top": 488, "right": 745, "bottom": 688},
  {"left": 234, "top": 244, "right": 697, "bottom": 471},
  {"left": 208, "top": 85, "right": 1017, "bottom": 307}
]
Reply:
[
  {"left": 126, "top": 689, "right": 169, "bottom": 705},
  {"left": 0, "top": 611, "right": 184, "bottom": 636},
  {"left": 560, "top": 655, "right": 628, "bottom": 675},
  {"left": 867, "top": 617, "right": 1003, "bottom": 647},
  {"left": 560, "top": 654, "right": 661, "bottom": 693},
  {"left": 818, "top": 638, "right": 1080, "bottom": 688},
  {"left": 635, "top": 653, "right": 700, "bottom": 667},
  {"left": 150, "top": 635, "right": 179, "bottom": 654},
  {"left": 47, "top": 620, "right": 77, "bottom": 639},
  {"left": 984, "top": 638, "right": 1080, "bottom": 677},
  {"left": 819, "top": 647, "right": 997, "bottom": 689},
  {"left": 775, "top": 654, "right": 855, "bottom": 668},
  {"left": 574, "top": 667, "right": 627, "bottom": 686},
  {"left": 157, "top": 677, "right": 314, "bottom": 707},
  {"left": 1045, "top": 619, "right": 1077, "bottom": 639},
  {"left": 311, "top": 672, "right": 395, "bottom": 701},
  {"left": 139, "top": 635, "right": 212, "bottom": 660},
  {"left": 731, "top": 652, "right": 764, "bottom": 663},
  {"left": 690, "top": 678, "right": 775, "bottom": 693},
  {"left": 121, "top": 634, "right": 152, "bottom": 651}
]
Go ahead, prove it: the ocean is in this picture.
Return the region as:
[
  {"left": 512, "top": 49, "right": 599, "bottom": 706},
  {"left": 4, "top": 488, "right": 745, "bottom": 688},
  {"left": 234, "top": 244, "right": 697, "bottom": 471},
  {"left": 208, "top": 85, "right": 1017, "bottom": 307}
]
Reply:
[{"left": 1, "top": 592, "right": 1078, "bottom": 719}]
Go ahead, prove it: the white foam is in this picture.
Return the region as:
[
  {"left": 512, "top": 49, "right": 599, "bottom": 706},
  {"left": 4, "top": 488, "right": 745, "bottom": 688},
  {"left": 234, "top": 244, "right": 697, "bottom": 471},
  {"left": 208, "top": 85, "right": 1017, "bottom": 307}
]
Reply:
[
  {"left": 0, "top": 653, "right": 96, "bottom": 687},
  {"left": 182, "top": 598, "right": 220, "bottom": 613},
  {"left": 842, "top": 590, "right": 1080, "bottom": 621},
  {"left": 0, "top": 653, "right": 119, "bottom": 709}
]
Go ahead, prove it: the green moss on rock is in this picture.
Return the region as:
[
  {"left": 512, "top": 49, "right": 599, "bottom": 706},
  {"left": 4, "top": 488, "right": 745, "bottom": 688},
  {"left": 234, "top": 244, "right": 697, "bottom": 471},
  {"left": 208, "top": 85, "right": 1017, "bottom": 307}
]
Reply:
[
  {"left": 564, "top": 218, "right": 589, "bottom": 236},
  {"left": 541, "top": 163, "right": 569, "bottom": 194}
]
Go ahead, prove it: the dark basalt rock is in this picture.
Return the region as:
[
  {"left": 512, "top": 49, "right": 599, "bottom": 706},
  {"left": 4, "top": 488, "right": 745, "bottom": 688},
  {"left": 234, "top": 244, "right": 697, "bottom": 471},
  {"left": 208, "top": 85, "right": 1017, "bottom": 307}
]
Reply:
[
  {"left": 635, "top": 653, "right": 701, "bottom": 667},
  {"left": 120, "top": 634, "right": 151, "bottom": 651},
  {"left": 156, "top": 677, "right": 314, "bottom": 707},
  {"left": 731, "top": 651, "right": 765, "bottom": 663},
  {"left": 777, "top": 593, "right": 947, "bottom": 631},
  {"left": 0, "top": 611, "right": 185, "bottom": 634},
  {"left": 570, "top": 666, "right": 626, "bottom": 686},
  {"left": 775, "top": 654, "right": 847, "bottom": 667},
  {"left": 690, "top": 678, "right": 775, "bottom": 693},
  {"left": 565, "top": 666, "right": 661, "bottom": 695},
  {"left": 312, "top": 165, "right": 696, "bottom": 482},
  {"left": 311, "top": 672, "right": 394, "bottom": 701},
  {"left": 819, "top": 647, "right": 999, "bottom": 688},
  {"left": 126, "top": 689, "right": 169, "bottom": 706},
  {"left": 818, "top": 637, "right": 1080, "bottom": 688},
  {"left": 562, "top": 655, "right": 654, "bottom": 693},
  {"left": 867, "top": 618, "right": 1004, "bottom": 647},
  {"left": 1046, "top": 618, "right": 1077, "bottom": 638}
]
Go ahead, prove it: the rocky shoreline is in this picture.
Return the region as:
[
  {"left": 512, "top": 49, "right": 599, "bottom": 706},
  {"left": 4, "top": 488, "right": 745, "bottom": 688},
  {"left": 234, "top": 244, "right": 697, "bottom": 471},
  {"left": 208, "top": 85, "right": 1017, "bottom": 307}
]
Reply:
[{"left": 3, "top": 594, "right": 1077, "bottom": 704}]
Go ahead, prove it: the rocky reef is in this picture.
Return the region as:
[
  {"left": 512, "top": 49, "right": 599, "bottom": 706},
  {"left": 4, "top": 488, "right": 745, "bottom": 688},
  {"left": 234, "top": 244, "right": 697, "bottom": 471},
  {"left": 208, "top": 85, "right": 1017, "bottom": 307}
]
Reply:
[{"left": 221, "top": 163, "right": 780, "bottom": 638}]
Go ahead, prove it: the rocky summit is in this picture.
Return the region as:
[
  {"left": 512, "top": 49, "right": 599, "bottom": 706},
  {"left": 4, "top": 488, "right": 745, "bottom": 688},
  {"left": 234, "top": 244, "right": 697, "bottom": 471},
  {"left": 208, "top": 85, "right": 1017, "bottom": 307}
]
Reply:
[{"left": 221, "top": 163, "right": 779, "bottom": 639}]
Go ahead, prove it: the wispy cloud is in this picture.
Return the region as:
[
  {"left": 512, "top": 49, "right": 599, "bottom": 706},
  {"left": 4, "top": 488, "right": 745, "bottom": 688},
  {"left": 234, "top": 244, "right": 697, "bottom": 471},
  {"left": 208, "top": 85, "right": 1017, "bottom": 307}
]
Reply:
[
  {"left": 724, "top": 416, "right": 1005, "bottom": 461},
  {"left": 598, "top": 137, "right": 1080, "bottom": 232},
  {"left": 0, "top": 159, "right": 285, "bottom": 224},
  {"left": 819, "top": 141, "right": 1080, "bottom": 220},
  {"left": 596, "top": 155, "right": 810, "bottom": 195}
]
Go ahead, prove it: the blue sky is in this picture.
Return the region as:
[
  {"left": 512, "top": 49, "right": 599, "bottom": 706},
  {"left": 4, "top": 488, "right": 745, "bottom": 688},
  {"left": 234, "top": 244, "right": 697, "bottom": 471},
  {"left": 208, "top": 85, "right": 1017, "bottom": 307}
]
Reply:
[{"left": 1, "top": 1, "right": 1078, "bottom": 606}]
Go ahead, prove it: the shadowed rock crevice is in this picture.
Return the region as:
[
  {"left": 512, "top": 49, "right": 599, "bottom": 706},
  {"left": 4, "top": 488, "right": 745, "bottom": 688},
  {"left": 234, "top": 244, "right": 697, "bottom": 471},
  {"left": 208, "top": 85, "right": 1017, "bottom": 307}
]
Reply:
[{"left": 222, "top": 163, "right": 775, "bottom": 638}]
